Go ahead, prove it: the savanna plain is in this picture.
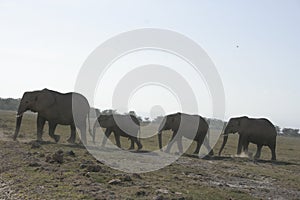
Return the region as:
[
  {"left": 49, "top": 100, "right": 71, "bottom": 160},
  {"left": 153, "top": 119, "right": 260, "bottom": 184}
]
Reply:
[{"left": 0, "top": 110, "right": 299, "bottom": 200}]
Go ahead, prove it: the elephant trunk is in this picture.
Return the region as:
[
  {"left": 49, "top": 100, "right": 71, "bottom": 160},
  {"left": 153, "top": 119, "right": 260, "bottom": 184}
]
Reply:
[
  {"left": 13, "top": 101, "right": 27, "bottom": 140},
  {"left": 13, "top": 114, "right": 23, "bottom": 140},
  {"left": 218, "top": 134, "right": 228, "bottom": 156},
  {"left": 158, "top": 131, "right": 163, "bottom": 151}
]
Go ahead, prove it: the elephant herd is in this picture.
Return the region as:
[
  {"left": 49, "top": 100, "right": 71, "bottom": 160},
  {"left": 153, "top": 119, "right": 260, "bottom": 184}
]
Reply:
[{"left": 13, "top": 89, "right": 277, "bottom": 161}]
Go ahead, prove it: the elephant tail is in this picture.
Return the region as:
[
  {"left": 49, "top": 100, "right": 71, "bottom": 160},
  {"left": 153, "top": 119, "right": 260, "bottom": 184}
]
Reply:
[
  {"left": 138, "top": 126, "right": 141, "bottom": 143},
  {"left": 87, "top": 112, "right": 92, "bottom": 137}
]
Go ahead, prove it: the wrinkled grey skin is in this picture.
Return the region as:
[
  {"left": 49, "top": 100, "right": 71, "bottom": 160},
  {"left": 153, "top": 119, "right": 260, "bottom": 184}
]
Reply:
[
  {"left": 219, "top": 116, "right": 277, "bottom": 160},
  {"left": 13, "top": 89, "right": 91, "bottom": 145},
  {"left": 158, "top": 112, "right": 214, "bottom": 155},
  {"left": 93, "top": 114, "right": 142, "bottom": 150}
]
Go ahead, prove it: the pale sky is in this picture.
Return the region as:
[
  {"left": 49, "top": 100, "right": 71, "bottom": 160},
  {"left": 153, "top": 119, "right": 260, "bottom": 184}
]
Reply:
[{"left": 0, "top": 1, "right": 299, "bottom": 128}]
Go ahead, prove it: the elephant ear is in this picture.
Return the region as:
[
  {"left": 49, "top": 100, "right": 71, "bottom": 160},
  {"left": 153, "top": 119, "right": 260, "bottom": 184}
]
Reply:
[
  {"left": 172, "top": 113, "right": 181, "bottom": 129},
  {"left": 237, "top": 117, "right": 248, "bottom": 131},
  {"left": 34, "top": 90, "right": 55, "bottom": 111}
]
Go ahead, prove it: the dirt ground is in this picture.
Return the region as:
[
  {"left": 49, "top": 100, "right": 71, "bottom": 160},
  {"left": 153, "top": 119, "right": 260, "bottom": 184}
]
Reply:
[{"left": 0, "top": 110, "right": 299, "bottom": 200}]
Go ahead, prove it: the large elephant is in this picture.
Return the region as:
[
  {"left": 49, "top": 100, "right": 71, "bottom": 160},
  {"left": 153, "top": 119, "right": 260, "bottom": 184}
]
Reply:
[
  {"left": 13, "top": 89, "right": 91, "bottom": 145},
  {"left": 218, "top": 116, "right": 277, "bottom": 160},
  {"left": 158, "top": 112, "right": 214, "bottom": 155},
  {"left": 93, "top": 114, "right": 143, "bottom": 150}
]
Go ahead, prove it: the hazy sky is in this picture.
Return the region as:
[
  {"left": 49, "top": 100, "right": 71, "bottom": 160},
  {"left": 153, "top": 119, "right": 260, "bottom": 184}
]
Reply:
[{"left": 0, "top": 1, "right": 299, "bottom": 128}]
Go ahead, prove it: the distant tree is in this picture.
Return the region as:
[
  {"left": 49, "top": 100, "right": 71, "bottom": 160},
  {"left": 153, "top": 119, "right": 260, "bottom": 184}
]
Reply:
[
  {"left": 122, "top": 110, "right": 144, "bottom": 122},
  {"left": 89, "top": 107, "right": 100, "bottom": 118},
  {"left": 152, "top": 116, "right": 164, "bottom": 124},
  {"left": 275, "top": 126, "right": 281, "bottom": 134},
  {"left": 95, "top": 108, "right": 101, "bottom": 117},
  {"left": 101, "top": 109, "right": 117, "bottom": 115},
  {"left": 207, "top": 118, "right": 226, "bottom": 130},
  {"left": 129, "top": 111, "right": 137, "bottom": 116},
  {"left": 142, "top": 117, "right": 151, "bottom": 125},
  {"left": 282, "top": 128, "right": 299, "bottom": 137},
  {"left": 136, "top": 116, "right": 143, "bottom": 122},
  {"left": 0, "top": 98, "right": 20, "bottom": 111}
]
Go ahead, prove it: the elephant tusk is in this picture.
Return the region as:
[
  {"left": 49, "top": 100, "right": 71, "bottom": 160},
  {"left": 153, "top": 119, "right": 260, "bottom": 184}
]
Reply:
[{"left": 16, "top": 114, "right": 23, "bottom": 118}]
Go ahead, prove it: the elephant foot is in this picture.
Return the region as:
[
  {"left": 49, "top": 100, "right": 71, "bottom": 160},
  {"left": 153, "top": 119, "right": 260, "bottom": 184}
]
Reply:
[
  {"left": 53, "top": 135, "right": 60, "bottom": 143},
  {"left": 12, "top": 135, "right": 17, "bottom": 141},
  {"left": 128, "top": 146, "right": 135, "bottom": 150},
  {"left": 78, "top": 140, "right": 85, "bottom": 146},
  {"left": 271, "top": 157, "right": 276, "bottom": 161},
  {"left": 193, "top": 151, "right": 199, "bottom": 155},
  {"left": 81, "top": 140, "right": 87, "bottom": 146},
  {"left": 67, "top": 137, "right": 75, "bottom": 144},
  {"left": 137, "top": 144, "right": 143, "bottom": 151}
]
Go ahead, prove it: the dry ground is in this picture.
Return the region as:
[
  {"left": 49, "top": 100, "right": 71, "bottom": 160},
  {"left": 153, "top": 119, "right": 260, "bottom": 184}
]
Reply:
[{"left": 0, "top": 110, "right": 299, "bottom": 199}]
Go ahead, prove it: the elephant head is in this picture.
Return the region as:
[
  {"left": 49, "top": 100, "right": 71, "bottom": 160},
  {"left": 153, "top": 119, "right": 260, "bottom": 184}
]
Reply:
[
  {"left": 218, "top": 116, "right": 248, "bottom": 155},
  {"left": 157, "top": 113, "right": 180, "bottom": 150},
  {"left": 97, "top": 114, "right": 114, "bottom": 128},
  {"left": 13, "top": 89, "right": 55, "bottom": 140},
  {"left": 92, "top": 114, "right": 115, "bottom": 143}
]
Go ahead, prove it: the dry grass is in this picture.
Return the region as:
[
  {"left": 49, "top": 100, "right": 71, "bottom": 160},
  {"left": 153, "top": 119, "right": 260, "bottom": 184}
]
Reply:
[{"left": 0, "top": 110, "right": 299, "bottom": 199}]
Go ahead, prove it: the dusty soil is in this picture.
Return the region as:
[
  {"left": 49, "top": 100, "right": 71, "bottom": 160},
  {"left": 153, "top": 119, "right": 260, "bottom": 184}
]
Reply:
[
  {"left": 1, "top": 138, "right": 299, "bottom": 199},
  {"left": 0, "top": 111, "right": 299, "bottom": 199}
]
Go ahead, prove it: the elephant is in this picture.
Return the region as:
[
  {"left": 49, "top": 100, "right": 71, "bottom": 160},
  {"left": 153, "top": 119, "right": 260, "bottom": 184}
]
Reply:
[
  {"left": 13, "top": 88, "right": 91, "bottom": 145},
  {"left": 93, "top": 114, "right": 143, "bottom": 150},
  {"left": 218, "top": 116, "right": 277, "bottom": 160},
  {"left": 158, "top": 112, "right": 214, "bottom": 155}
]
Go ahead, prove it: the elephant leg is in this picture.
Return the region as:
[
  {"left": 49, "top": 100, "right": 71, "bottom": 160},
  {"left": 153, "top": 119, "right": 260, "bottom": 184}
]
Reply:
[
  {"left": 92, "top": 121, "right": 100, "bottom": 144},
  {"left": 203, "top": 136, "right": 214, "bottom": 156},
  {"left": 165, "top": 131, "right": 178, "bottom": 153},
  {"left": 241, "top": 140, "right": 250, "bottom": 157},
  {"left": 78, "top": 123, "right": 87, "bottom": 145},
  {"left": 194, "top": 140, "right": 201, "bottom": 154},
  {"left": 67, "top": 124, "right": 76, "bottom": 144},
  {"left": 130, "top": 136, "right": 142, "bottom": 150},
  {"left": 48, "top": 122, "right": 59, "bottom": 143},
  {"left": 243, "top": 141, "right": 249, "bottom": 153},
  {"left": 114, "top": 132, "right": 121, "bottom": 148},
  {"left": 194, "top": 134, "right": 206, "bottom": 155},
  {"left": 269, "top": 143, "right": 276, "bottom": 161},
  {"left": 176, "top": 137, "right": 183, "bottom": 154},
  {"left": 136, "top": 138, "right": 143, "bottom": 150},
  {"left": 37, "top": 115, "right": 46, "bottom": 141},
  {"left": 254, "top": 144, "right": 263, "bottom": 159},
  {"left": 237, "top": 136, "right": 243, "bottom": 155},
  {"left": 101, "top": 129, "right": 112, "bottom": 147},
  {"left": 128, "top": 137, "right": 135, "bottom": 150}
]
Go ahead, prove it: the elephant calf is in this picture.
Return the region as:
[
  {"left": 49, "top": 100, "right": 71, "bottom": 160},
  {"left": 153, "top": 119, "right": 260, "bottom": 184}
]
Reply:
[
  {"left": 158, "top": 112, "right": 214, "bottom": 155},
  {"left": 93, "top": 114, "right": 142, "bottom": 150},
  {"left": 219, "top": 116, "right": 277, "bottom": 160}
]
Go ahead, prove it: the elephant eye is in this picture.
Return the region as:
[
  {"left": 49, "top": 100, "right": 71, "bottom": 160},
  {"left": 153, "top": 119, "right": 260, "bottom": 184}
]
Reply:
[{"left": 25, "top": 101, "right": 29, "bottom": 104}]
